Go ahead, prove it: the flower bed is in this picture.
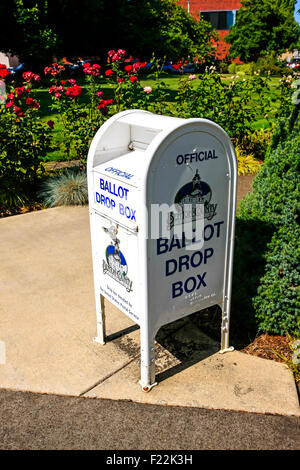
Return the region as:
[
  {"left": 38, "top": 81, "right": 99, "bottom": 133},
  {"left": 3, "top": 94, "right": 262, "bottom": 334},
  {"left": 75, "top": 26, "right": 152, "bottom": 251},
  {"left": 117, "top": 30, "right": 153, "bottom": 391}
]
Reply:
[{"left": 1, "top": 49, "right": 299, "bottom": 214}]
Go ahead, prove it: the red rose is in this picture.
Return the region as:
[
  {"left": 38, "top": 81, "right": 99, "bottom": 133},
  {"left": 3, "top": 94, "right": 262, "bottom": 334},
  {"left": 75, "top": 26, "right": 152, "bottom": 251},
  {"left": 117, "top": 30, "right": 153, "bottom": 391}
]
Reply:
[
  {"left": 23, "top": 71, "right": 34, "bottom": 81},
  {"left": 102, "top": 98, "right": 114, "bottom": 106},
  {"left": 129, "top": 75, "right": 138, "bottom": 83},
  {"left": 105, "top": 69, "right": 113, "bottom": 77},
  {"left": 13, "top": 105, "right": 23, "bottom": 116},
  {"left": 97, "top": 103, "right": 108, "bottom": 114},
  {"left": 0, "top": 65, "right": 10, "bottom": 79},
  {"left": 125, "top": 65, "right": 132, "bottom": 72},
  {"left": 26, "top": 97, "right": 40, "bottom": 109},
  {"left": 65, "top": 84, "right": 82, "bottom": 99},
  {"left": 16, "top": 86, "right": 25, "bottom": 98}
]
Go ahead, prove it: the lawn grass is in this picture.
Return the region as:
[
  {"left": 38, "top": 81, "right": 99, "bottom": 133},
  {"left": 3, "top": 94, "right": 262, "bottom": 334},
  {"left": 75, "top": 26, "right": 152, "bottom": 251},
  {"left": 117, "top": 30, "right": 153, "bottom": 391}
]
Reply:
[{"left": 32, "top": 73, "right": 282, "bottom": 162}]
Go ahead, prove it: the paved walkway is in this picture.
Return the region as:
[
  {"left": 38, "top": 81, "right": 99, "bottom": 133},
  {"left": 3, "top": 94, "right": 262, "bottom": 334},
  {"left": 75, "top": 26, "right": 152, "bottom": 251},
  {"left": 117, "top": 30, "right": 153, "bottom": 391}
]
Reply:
[
  {"left": 1, "top": 389, "right": 299, "bottom": 450},
  {"left": 0, "top": 206, "right": 299, "bottom": 419}
]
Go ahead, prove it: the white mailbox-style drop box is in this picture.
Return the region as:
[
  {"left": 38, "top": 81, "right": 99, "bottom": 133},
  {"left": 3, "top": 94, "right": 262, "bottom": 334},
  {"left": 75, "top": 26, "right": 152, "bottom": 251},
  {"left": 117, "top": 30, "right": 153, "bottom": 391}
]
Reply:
[{"left": 87, "top": 110, "right": 237, "bottom": 391}]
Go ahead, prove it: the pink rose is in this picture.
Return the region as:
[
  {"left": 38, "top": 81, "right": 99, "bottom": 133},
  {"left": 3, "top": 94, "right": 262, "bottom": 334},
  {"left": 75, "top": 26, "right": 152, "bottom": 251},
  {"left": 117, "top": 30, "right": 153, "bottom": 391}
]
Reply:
[
  {"left": 143, "top": 86, "right": 152, "bottom": 94},
  {"left": 133, "top": 62, "right": 141, "bottom": 72},
  {"left": 112, "top": 53, "right": 121, "bottom": 62}
]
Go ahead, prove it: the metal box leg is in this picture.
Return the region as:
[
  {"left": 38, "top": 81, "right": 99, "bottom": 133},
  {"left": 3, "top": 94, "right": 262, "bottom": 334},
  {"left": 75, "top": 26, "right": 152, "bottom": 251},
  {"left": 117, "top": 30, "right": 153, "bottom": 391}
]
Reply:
[
  {"left": 93, "top": 293, "right": 106, "bottom": 345},
  {"left": 139, "top": 328, "right": 157, "bottom": 392},
  {"left": 220, "top": 305, "right": 234, "bottom": 354}
]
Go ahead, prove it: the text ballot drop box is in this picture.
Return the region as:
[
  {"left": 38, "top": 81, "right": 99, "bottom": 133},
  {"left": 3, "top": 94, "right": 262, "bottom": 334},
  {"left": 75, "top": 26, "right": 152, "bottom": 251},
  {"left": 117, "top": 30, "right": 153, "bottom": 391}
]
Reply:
[{"left": 87, "top": 110, "right": 237, "bottom": 391}]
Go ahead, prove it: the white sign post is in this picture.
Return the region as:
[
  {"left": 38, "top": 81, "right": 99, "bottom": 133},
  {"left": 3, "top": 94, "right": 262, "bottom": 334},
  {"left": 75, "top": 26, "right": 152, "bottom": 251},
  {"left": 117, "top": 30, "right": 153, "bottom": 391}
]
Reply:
[{"left": 87, "top": 110, "right": 237, "bottom": 391}]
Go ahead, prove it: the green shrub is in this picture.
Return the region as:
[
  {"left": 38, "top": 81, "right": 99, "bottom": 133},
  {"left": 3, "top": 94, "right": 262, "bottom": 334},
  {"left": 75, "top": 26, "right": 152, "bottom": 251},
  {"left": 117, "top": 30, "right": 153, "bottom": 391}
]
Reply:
[
  {"left": 40, "top": 171, "right": 88, "bottom": 207},
  {"left": 237, "top": 63, "right": 253, "bottom": 75},
  {"left": 253, "top": 225, "right": 300, "bottom": 335},
  {"left": 228, "top": 63, "right": 253, "bottom": 76},
  {"left": 239, "top": 123, "right": 300, "bottom": 227},
  {"left": 237, "top": 117, "right": 300, "bottom": 335},
  {"left": 228, "top": 63, "right": 236, "bottom": 75},
  {"left": 252, "top": 56, "right": 289, "bottom": 76}
]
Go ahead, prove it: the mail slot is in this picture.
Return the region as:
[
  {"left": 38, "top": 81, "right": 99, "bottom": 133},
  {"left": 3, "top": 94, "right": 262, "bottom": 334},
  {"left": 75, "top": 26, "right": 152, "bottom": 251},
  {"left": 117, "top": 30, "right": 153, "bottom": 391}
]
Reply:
[{"left": 87, "top": 110, "right": 237, "bottom": 391}]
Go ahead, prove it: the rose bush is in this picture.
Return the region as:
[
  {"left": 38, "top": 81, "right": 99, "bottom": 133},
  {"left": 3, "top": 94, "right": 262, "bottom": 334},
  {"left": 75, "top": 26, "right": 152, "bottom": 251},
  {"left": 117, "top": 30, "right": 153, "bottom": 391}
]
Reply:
[
  {"left": 0, "top": 66, "right": 53, "bottom": 212},
  {"left": 46, "top": 60, "right": 113, "bottom": 162},
  {"left": 1, "top": 50, "right": 297, "bottom": 212}
]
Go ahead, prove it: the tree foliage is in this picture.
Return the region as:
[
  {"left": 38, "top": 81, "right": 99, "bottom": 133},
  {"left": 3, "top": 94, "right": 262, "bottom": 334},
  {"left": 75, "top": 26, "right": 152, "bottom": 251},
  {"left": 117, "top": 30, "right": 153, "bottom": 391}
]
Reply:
[
  {"left": 0, "top": 0, "right": 215, "bottom": 66},
  {"left": 0, "top": 0, "right": 57, "bottom": 70},
  {"left": 226, "top": 0, "right": 300, "bottom": 62}
]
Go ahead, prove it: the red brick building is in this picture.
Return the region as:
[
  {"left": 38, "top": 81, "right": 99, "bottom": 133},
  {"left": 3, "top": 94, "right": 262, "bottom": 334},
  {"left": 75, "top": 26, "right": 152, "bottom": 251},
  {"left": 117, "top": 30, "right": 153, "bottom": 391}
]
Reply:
[{"left": 178, "top": 1, "right": 242, "bottom": 60}]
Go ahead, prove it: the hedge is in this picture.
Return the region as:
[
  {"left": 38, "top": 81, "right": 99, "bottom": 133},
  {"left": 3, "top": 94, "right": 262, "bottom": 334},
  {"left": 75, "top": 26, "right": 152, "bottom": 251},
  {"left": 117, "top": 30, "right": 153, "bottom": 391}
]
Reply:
[{"left": 236, "top": 115, "right": 300, "bottom": 335}]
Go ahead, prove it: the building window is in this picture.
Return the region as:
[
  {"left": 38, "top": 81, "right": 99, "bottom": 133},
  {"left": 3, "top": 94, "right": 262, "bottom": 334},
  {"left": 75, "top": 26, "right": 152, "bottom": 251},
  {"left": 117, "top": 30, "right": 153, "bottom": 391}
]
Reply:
[{"left": 201, "top": 10, "right": 236, "bottom": 30}]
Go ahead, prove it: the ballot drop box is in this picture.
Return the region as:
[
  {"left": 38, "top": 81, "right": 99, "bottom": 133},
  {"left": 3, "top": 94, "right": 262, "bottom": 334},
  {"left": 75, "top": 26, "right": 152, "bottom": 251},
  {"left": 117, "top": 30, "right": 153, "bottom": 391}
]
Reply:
[{"left": 87, "top": 110, "right": 237, "bottom": 391}]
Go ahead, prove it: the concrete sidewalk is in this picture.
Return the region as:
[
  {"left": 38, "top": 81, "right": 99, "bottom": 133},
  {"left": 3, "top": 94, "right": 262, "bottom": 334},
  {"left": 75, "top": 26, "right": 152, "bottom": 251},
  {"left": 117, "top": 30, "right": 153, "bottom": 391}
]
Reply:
[{"left": 0, "top": 206, "right": 299, "bottom": 416}]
